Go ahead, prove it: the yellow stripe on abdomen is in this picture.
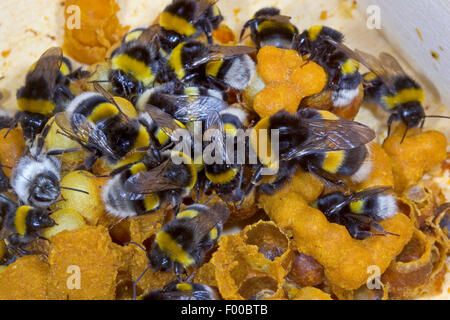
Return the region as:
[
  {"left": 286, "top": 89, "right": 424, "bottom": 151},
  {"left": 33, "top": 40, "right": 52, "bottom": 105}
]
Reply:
[
  {"left": 86, "top": 102, "right": 119, "bottom": 123},
  {"left": 14, "top": 206, "right": 32, "bottom": 237},
  {"left": 155, "top": 231, "right": 195, "bottom": 267},
  {"left": 322, "top": 150, "right": 345, "bottom": 174},
  {"left": 111, "top": 54, "right": 155, "bottom": 86},
  {"left": 206, "top": 167, "right": 238, "bottom": 185},
  {"left": 382, "top": 88, "right": 425, "bottom": 110},
  {"left": 350, "top": 200, "right": 365, "bottom": 214},
  {"left": 169, "top": 43, "right": 186, "bottom": 80},
  {"left": 160, "top": 11, "right": 197, "bottom": 36},
  {"left": 17, "top": 98, "right": 56, "bottom": 115}
]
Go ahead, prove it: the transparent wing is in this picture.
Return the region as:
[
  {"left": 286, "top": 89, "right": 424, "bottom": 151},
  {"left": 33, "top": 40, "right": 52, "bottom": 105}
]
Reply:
[
  {"left": 156, "top": 94, "right": 227, "bottom": 123},
  {"left": 194, "top": 0, "right": 219, "bottom": 20},
  {"left": 27, "top": 47, "right": 63, "bottom": 93},
  {"left": 124, "top": 159, "right": 184, "bottom": 194},
  {"left": 283, "top": 118, "right": 375, "bottom": 160}
]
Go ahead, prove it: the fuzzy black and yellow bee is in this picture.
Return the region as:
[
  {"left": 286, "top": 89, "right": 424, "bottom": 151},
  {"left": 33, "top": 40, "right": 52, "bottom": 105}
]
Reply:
[
  {"left": 109, "top": 24, "right": 164, "bottom": 98},
  {"left": 136, "top": 87, "right": 228, "bottom": 126},
  {"left": 10, "top": 121, "right": 88, "bottom": 208},
  {"left": 55, "top": 85, "right": 153, "bottom": 169},
  {"left": 240, "top": 7, "right": 298, "bottom": 49},
  {"left": 294, "top": 109, "right": 375, "bottom": 187},
  {"left": 102, "top": 156, "right": 164, "bottom": 218},
  {"left": 316, "top": 186, "right": 399, "bottom": 239},
  {"left": 204, "top": 45, "right": 256, "bottom": 91},
  {"left": 353, "top": 50, "right": 450, "bottom": 141},
  {"left": 159, "top": 0, "right": 223, "bottom": 50},
  {"left": 148, "top": 200, "right": 229, "bottom": 275},
  {"left": 203, "top": 107, "right": 248, "bottom": 204},
  {"left": 248, "top": 108, "right": 375, "bottom": 195},
  {"left": 0, "top": 193, "right": 55, "bottom": 257},
  {"left": 119, "top": 150, "right": 198, "bottom": 215},
  {"left": 142, "top": 281, "right": 220, "bottom": 300},
  {"left": 166, "top": 40, "right": 256, "bottom": 88},
  {"left": 12, "top": 47, "right": 75, "bottom": 141},
  {"left": 293, "top": 26, "right": 363, "bottom": 109}
]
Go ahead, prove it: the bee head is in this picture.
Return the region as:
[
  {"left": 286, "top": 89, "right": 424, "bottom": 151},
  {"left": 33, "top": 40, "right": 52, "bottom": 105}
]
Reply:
[
  {"left": 30, "top": 172, "right": 60, "bottom": 207},
  {"left": 399, "top": 101, "right": 425, "bottom": 128},
  {"left": 28, "top": 208, "right": 56, "bottom": 230}
]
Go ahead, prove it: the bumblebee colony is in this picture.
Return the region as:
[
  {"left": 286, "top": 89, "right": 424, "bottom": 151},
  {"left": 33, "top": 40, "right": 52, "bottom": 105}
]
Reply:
[{"left": 0, "top": 0, "right": 448, "bottom": 300}]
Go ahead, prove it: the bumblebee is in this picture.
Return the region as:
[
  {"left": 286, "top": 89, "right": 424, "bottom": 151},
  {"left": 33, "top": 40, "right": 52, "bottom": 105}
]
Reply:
[
  {"left": 136, "top": 85, "right": 228, "bottom": 124},
  {"left": 102, "top": 156, "right": 164, "bottom": 218},
  {"left": 295, "top": 109, "right": 374, "bottom": 187},
  {"left": 55, "top": 87, "right": 152, "bottom": 168},
  {"left": 0, "top": 193, "right": 55, "bottom": 256},
  {"left": 354, "top": 50, "right": 450, "bottom": 141},
  {"left": 248, "top": 108, "right": 375, "bottom": 195},
  {"left": 109, "top": 24, "right": 164, "bottom": 98},
  {"left": 138, "top": 105, "right": 187, "bottom": 152},
  {"left": 316, "top": 186, "right": 398, "bottom": 239},
  {"left": 10, "top": 121, "right": 88, "bottom": 208},
  {"left": 293, "top": 26, "right": 363, "bottom": 109},
  {"left": 121, "top": 150, "right": 198, "bottom": 214},
  {"left": 203, "top": 107, "right": 248, "bottom": 203},
  {"left": 13, "top": 47, "right": 75, "bottom": 141},
  {"left": 148, "top": 201, "right": 230, "bottom": 274},
  {"left": 240, "top": 7, "right": 298, "bottom": 49},
  {"left": 159, "top": 0, "right": 223, "bottom": 50},
  {"left": 204, "top": 45, "right": 256, "bottom": 90},
  {"left": 142, "top": 281, "right": 220, "bottom": 300}
]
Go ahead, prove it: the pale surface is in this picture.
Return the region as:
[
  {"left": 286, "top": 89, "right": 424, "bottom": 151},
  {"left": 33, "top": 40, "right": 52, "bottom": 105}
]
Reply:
[{"left": 0, "top": 0, "right": 448, "bottom": 299}]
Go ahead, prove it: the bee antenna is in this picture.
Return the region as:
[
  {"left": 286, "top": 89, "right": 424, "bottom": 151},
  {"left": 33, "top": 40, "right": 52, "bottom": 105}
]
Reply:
[
  {"left": 424, "top": 115, "right": 450, "bottom": 120},
  {"left": 60, "top": 186, "right": 89, "bottom": 195},
  {"left": 0, "top": 164, "right": 12, "bottom": 169},
  {"left": 87, "top": 80, "right": 111, "bottom": 84},
  {"left": 400, "top": 126, "right": 408, "bottom": 144}
]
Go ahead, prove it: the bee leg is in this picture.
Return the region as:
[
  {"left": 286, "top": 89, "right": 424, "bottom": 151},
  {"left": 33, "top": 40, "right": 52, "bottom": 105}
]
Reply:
[
  {"left": 307, "top": 163, "right": 350, "bottom": 193},
  {"left": 133, "top": 263, "right": 152, "bottom": 300},
  {"left": 3, "top": 111, "right": 21, "bottom": 139},
  {"left": 400, "top": 126, "right": 409, "bottom": 144}
]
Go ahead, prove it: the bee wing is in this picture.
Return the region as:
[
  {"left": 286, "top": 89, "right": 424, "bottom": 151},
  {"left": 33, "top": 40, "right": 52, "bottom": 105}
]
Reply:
[
  {"left": 124, "top": 159, "right": 184, "bottom": 194},
  {"left": 54, "top": 112, "right": 88, "bottom": 144},
  {"left": 55, "top": 112, "right": 116, "bottom": 158},
  {"left": 207, "top": 45, "right": 257, "bottom": 58},
  {"left": 283, "top": 118, "right": 375, "bottom": 160},
  {"left": 93, "top": 83, "right": 131, "bottom": 122},
  {"left": 348, "top": 186, "right": 392, "bottom": 202},
  {"left": 158, "top": 94, "right": 227, "bottom": 123},
  {"left": 137, "top": 24, "right": 161, "bottom": 44},
  {"left": 194, "top": 0, "right": 219, "bottom": 20},
  {"left": 189, "top": 45, "right": 256, "bottom": 69},
  {"left": 258, "top": 14, "right": 292, "bottom": 24},
  {"left": 325, "top": 187, "right": 392, "bottom": 216},
  {"left": 27, "top": 47, "right": 63, "bottom": 93},
  {"left": 204, "top": 110, "right": 229, "bottom": 162},
  {"left": 145, "top": 105, "right": 184, "bottom": 136},
  {"left": 379, "top": 52, "right": 407, "bottom": 76},
  {"left": 352, "top": 49, "right": 396, "bottom": 87}
]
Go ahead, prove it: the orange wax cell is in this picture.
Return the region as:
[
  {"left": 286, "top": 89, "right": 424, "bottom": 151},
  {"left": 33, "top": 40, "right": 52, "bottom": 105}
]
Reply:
[
  {"left": 383, "top": 127, "right": 447, "bottom": 192},
  {"left": 257, "top": 46, "right": 303, "bottom": 84},
  {"left": 63, "top": 0, "right": 128, "bottom": 64},
  {"left": 0, "top": 127, "right": 25, "bottom": 178},
  {"left": 253, "top": 82, "right": 301, "bottom": 117},
  {"left": 0, "top": 255, "right": 49, "bottom": 300},
  {"left": 47, "top": 226, "right": 120, "bottom": 300},
  {"left": 290, "top": 61, "right": 327, "bottom": 98},
  {"left": 253, "top": 46, "right": 326, "bottom": 117},
  {"left": 259, "top": 170, "right": 414, "bottom": 290}
]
